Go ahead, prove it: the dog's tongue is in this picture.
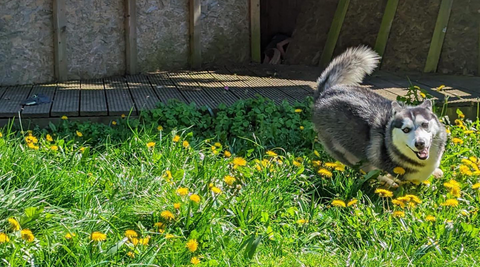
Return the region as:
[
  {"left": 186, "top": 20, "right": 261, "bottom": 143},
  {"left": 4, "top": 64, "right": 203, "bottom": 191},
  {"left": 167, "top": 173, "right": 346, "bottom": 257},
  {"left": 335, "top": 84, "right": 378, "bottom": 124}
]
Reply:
[{"left": 417, "top": 148, "right": 429, "bottom": 159}]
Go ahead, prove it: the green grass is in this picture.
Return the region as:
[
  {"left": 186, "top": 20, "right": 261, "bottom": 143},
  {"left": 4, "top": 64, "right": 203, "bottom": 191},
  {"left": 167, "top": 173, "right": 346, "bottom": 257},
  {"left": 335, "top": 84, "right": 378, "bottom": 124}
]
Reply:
[{"left": 0, "top": 98, "right": 479, "bottom": 266}]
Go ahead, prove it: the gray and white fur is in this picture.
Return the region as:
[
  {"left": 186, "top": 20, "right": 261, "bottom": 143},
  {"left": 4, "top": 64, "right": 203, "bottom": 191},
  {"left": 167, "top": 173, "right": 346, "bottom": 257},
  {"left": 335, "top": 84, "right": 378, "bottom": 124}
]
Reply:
[{"left": 312, "top": 45, "right": 447, "bottom": 186}]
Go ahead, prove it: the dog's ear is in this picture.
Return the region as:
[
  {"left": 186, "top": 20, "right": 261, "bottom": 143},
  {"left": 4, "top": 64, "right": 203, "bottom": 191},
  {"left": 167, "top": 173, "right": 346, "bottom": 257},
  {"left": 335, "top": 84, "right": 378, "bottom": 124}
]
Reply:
[
  {"left": 391, "top": 101, "right": 403, "bottom": 114},
  {"left": 419, "top": 99, "right": 432, "bottom": 111}
]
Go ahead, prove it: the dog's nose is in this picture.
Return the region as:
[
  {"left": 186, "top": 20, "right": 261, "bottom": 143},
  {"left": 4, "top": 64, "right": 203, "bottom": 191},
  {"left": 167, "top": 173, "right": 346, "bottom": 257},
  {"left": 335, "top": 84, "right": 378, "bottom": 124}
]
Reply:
[{"left": 415, "top": 140, "right": 425, "bottom": 149}]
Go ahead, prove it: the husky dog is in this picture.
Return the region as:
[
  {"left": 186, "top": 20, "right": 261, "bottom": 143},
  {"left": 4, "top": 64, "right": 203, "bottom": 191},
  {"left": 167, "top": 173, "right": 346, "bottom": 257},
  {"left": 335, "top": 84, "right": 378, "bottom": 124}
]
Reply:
[{"left": 312, "top": 45, "right": 447, "bottom": 187}]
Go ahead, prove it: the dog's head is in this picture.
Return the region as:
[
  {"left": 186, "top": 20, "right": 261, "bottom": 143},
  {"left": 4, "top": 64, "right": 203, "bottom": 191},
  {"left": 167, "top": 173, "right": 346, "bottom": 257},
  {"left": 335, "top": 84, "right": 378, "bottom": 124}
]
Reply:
[{"left": 390, "top": 99, "right": 442, "bottom": 161}]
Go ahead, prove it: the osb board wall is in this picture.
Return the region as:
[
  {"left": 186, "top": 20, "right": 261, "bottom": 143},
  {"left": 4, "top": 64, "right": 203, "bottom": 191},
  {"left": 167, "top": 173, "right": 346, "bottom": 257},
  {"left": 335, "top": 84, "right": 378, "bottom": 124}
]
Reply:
[
  {"left": 333, "top": 0, "right": 386, "bottom": 57},
  {"left": 136, "top": 0, "right": 189, "bottom": 72},
  {"left": 66, "top": 0, "right": 125, "bottom": 80},
  {"left": 437, "top": 0, "right": 480, "bottom": 76},
  {"left": 0, "top": 0, "right": 54, "bottom": 86},
  {"left": 381, "top": 0, "right": 440, "bottom": 72},
  {"left": 201, "top": 0, "right": 250, "bottom": 66},
  {"left": 284, "top": 0, "right": 339, "bottom": 66}
]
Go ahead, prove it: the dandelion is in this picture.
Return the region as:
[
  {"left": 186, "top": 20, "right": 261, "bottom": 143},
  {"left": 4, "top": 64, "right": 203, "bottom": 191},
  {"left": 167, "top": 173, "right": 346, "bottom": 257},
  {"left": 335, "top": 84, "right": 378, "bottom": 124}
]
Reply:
[
  {"left": 266, "top": 150, "right": 277, "bottom": 156},
  {"left": 130, "top": 237, "right": 139, "bottom": 246},
  {"left": 312, "top": 160, "right": 322, "bottom": 167},
  {"left": 20, "top": 229, "right": 34, "bottom": 242},
  {"left": 161, "top": 210, "right": 175, "bottom": 221},
  {"left": 190, "top": 194, "right": 201, "bottom": 203},
  {"left": 425, "top": 215, "right": 436, "bottom": 222},
  {"left": 293, "top": 160, "right": 302, "bottom": 167},
  {"left": 112, "top": 120, "right": 117, "bottom": 125},
  {"left": 50, "top": 145, "right": 58, "bottom": 151},
  {"left": 420, "top": 92, "right": 426, "bottom": 98},
  {"left": 392, "top": 211, "right": 405, "bottom": 218},
  {"left": 0, "top": 132, "right": 3, "bottom": 138},
  {"left": 91, "top": 231, "right": 106, "bottom": 242},
  {"left": 125, "top": 230, "right": 138, "bottom": 239},
  {"left": 76, "top": 131, "right": 83, "bottom": 137},
  {"left": 392, "top": 199, "right": 406, "bottom": 208},
  {"left": 393, "top": 167, "right": 406, "bottom": 175},
  {"left": 459, "top": 165, "right": 473, "bottom": 176},
  {"left": 173, "top": 203, "right": 181, "bottom": 210},
  {"left": 324, "top": 162, "right": 338, "bottom": 169},
  {"left": 0, "top": 233, "right": 10, "bottom": 243},
  {"left": 224, "top": 151, "right": 231, "bottom": 158},
  {"left": 176, "top": 187, "right": 189, "bottom": 196},
  {"left": 127, "top": 251, "right": 135, "bottom": 258},
  {"left": 452, "top": 138, "right": 463, "bottom": 145},
  {"left": 347, "top": 199, "right": 358, "bottom": 207},
  {"left": 183, "top": 140, "right": 190, "bottom": 148},
  {"left": 404, "top": 194, "right": 422, "bottom": 204},
  {"left": 191, "top": 256, "right": 201, "bottom": 265},
  {"left": 164, "top": 170, "right": 172, "bottom": 180},
  {"left": 294, "top": 109, "right": 302, "bottom": 113},
  {"left": 441, "top": 199, "right": 459, "bottom": 207},
  {"left": 25, "top": 135, "right": 38, "bottom": 144},
  {"left": 46, "top": 134, "right": 53, "bottom": 142},
  {"left": 8, "top": 218, "right": 20, "bottom": 231},
  {"left": 121, "top": 114, "right": 126, "bottom": 118},
  {"left": 233, "top": 157, "right": 247, "bottom": 167},
  {"left": 469, "top": 156, "right": 478, "bottom": 163},
  {"left": 464, "top": 130, "right": 474, "bottom": 134},
  {"left": 460, "top": 210, "right": 469, "bottom": 216},
  {"left": 331, "top": 200, "right": 346, "bottom": 207},
  {"left": 318, "top": 168, "right": 333, "bottom": 178},
  {"left": 211, "top": 186, "right": 222, "bottom": 194},
  {"left": 297, "top": 219, "right": 309, "bottom": 224},
  {"left": 375, "top": 189, "right": 393, "bottom": 198},
  {"left": 314, "top": 150, "right": 321, "bottom": 158},
  {"left": 472, "top": 183, "right": 480, "bottom": 190},
  {"left": 224, "top": 175, "right": 236, "bottom": 186},
  {"left": 79, "top": 147, "right": 86, "bottom": 153},
  {"left": 165, "top": 234, "right": 175, "bottom": 239},
  {"left": 214, "top": 142, "right": 222, "bottom": 147},
  {"left": 146, "top": 142, "right": 155, "bottom": 148},
  {"left": 154, "top": 222, "right": 166, "bottom": 232},
  {"left": 334, "top": 163, "right": 345, "bottom": 172},
  {"left": 436, "top": 85, "right": 445, "bottom": 91},
  {"left": 173, "top": 135, "right": 180, "bottom": 142},
  {"left": 138, "top": 236, "right": 150, "bottom": 246},
  {"left": 186, "top": 239, "right": 198, "bottom": 252},
  {"left": 61, "top": 115, "right": 68, "bottom": 120},
  {"left": 65, "top": 233, "right": 75, "bottom": 239},
  {"left": 157, "top": 125, "right": 163, "bottom": 131}
]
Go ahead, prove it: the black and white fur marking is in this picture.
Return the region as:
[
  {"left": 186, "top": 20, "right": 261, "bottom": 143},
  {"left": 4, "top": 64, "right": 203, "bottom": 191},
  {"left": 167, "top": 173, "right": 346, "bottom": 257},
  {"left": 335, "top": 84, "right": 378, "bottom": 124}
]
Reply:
[{"left": 312, "top": 45, "right": 447, "bottom": 186}]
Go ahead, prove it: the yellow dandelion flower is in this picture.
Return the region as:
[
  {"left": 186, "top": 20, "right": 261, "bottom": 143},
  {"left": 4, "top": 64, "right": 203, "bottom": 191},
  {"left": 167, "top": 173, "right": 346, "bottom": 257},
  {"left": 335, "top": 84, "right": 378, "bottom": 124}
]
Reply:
[
  {"left": 79, "top": 147, "right": 86, "bottom": 152},
  {"left": 436, "top": 85, "right": 445, "bottom": 91},
  {"left": 404, "top": 194, "right": 422, "bottom": 204},
  {"left": 347, "top": 199, "right": 358, "bottom": 207},
  {"left": 233, "top": 157, "right": 247, "bottom": 167},
  {"left": 334, "top": 163, "right": 345, "bottom": 172},
  {"left": 469, "top": 156, "right": 478, "bottom": 163},
  {"left": 183, "top": 140, "right": 190, "bottom": 148},
  {"left": 452, "top": 138, "right": 463, "bottom": 145},
  {"left": 161, "top": 210, "right": 175, "bottom": 221},
  {"left": 146, "top": 142, "right": 155, "bottom": 148},
  {"left": 186, "top": 239, "right": 198, "bottom": 252},
  {"left": 0, "top": 233, "right": 9, "bottom": 243},
  {"left": 450, "top": 187, "right": 461, "bottom": 197},
  {"left": 8, "top": 218, "right": 20, "bottom": 231},
  {"left": 318, "top": 168, "right": 333, "bottom": 178},
  {"left": 176, "top": 187, "right": 189, "bottom": 196},
  {"left": 125, "top": 230, "right": 138, "bottom": 239},
  {"left": 266, "top": 150, "right": 277, "bottom": 156},
  {"left": 425, "top": 215, "right": 436, "bottom": 222},
  {"left": 127, "top": 251, "right": 135, "bottom": 258},
  {"left": 459, "top": 114, "right": 465, "bottom": 119},
  {"left": 375, "top": 189, "right": 393, "bottom": 198},
  {"left": 130, "top": 237, "right": 139, "bottom": 246},
  {"left": 173, "top": 135, "right": 180, "bottom": 142},
  {"left": 460, "top": 210, "right": 469, "bottom": 216},
  {"left": 312, "top": 160, "right": 322, "bottom": 167},
  {"left": 46, "top": 134, "right": 53, "bottom": 142},
  {"left": 441, "top": 199, "right": 459, "bottom": 207},
  {"left": 190, "top": 194, "right": 201, "bottom": 203},
  {"left": 121, "top": 114, "right": 126, "bottom": 118},
  {"left": 138, "top": 236, "right": 150, "bottom": 246},
  {"left": 50, "top": 145, "right": 58, "bottom": 151},
  {"left": 191, "top": 256, "right": 201, "bottom": 265},
  {"left": 164, "top": 170, "right": 172, "bottom": 180},
  {"left": 165, "top": 234, "right": 175, "bottom": 239},
  {"left": 294, "top": 109, "right": 302, "bottom": 113},
  {"left": 214, "top": 142, "right": 222, "bottom": 147},
  {"left": 392, "top": 211, "right": 405, "bottom": 218},
  {"left": 296, "top": 219, "right": 309, "bottom": 224},
  {"left": 0, "top": 132, "right": 3, "bottom": 138},
  {"left": 154, "top": 222, "right": 165, "bottom": 231},
  {"left": 173, "top": 203, "right": 181, "bottom": 209},
  {"left": 224, "top": 150, "right": 232, "bottom": 158},
  {"left": 293, "top": 160, "right": 302, "bottom": 167},
  {"left": 446, "top": 128, "right": 451, "bottom": 134},
  {"left": 393, "top": 167, "right": 406, "bottom": 175},
  {"left": 324, "top": 162, "right": 337, "bottom": 169},
  {"left": 392, "top": 199, "right": 406, "bottom": 208},
  {"left": 464, "top": 130, "right": 474, "bottom": 134},
  {"left": 331, "top": 200, "right": 346, "bottom": 207},
  {"left": 314, "top": 150, "right": 321, "bottom": 158},
  {"left": 20, "top": 229, "right": 34, "bottom": 242},
  {"left": 112, "top": 120, "right": 117, "bottom": 125},
  {"left": 472, "top": 183, "right": 480, "bottom": 189},
  {"left": 91, "top": 231, "right": 106, "bottom": 241},
  {"left": 459, "top": 165, "right": 473, "bottom": 176},
  {"left": 420, "top": 92, "right": 426, "bottom": 98},
  {"left": 76, "top": 131, "right": 83, "bottom": 137},
  {"left": 211, "top": 186, "right": 222, "bottom": 194},
  {"left": 224, "top": 175, "right": 236, "bottom": 186},
  {"left": 25, "top": 135, "right": 38, "bottom": 144},
  {"left": 61, "top": 115, "right": 68, "bottom": 120},
  {"left": 299, "top": 126, "right": 304, "bottom": 130},
  {"left": 157, "top": 125, "right": 163, "bottom": 131},
  {"left": 65, "top": 233, "right": 75, "bottom": 239}
]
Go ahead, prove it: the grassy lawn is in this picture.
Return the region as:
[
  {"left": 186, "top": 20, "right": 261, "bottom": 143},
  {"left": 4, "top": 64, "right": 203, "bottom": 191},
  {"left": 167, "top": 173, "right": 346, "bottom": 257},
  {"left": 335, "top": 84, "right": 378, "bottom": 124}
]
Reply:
[{"left": 0, "top": 97, "right": 479, "bottom": 266}]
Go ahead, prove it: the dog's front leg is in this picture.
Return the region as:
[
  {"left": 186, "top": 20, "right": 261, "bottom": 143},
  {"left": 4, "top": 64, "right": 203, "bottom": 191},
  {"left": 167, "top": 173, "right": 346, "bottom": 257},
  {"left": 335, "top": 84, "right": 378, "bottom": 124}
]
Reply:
[
  {"left": 432, "top": 168, "right": 444, "bottom": 179},
  {"left": 377, "top": 174, "right": 400, "bottom": 188}
]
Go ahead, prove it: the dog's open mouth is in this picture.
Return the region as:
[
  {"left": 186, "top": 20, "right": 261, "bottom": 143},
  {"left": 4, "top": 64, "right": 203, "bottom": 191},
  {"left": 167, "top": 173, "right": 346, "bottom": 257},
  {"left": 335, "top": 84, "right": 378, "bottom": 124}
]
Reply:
[{"left": 408, "top": 146, "right": 429, "bottom": 160}]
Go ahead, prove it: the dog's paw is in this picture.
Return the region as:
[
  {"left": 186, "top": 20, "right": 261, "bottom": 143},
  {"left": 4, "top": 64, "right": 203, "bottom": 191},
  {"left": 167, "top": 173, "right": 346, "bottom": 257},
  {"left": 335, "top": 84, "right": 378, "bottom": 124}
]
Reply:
[
  {"left": 377, "top": 175, "right": 399, "bottom": 189},
  {"left": 432, "top": 168, "right": 444, "bottom": 179}
]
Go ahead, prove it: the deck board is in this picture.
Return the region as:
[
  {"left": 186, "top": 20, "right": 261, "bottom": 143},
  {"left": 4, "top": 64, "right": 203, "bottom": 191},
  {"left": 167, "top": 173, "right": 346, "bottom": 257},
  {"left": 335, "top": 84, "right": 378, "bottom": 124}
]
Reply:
[
  {"left": 168, "top": 71, "right": 216, "bottom": 108},
  {"left": 104, "top": 77, "right": 137, "bottom": 116},
  {"left": 80, "top": 79, "right": 107, "bottom": 116},
  {"left": 147, "top": 73, "right": 187, "bottom": 104},
  {"left": 187, "top": 71, "right": 239, "bottom": 106},
  {"left": 126, "top": 75, "right": 160, "bottom": 112},
  {"left": 0, "top": 85, "right": 32, "bottom": 117},
  {"left": 207, "top": 69, "right": 261, "bottom": 100},
  {"left": 22, "top": 84, "right": 56, "bottom": 117},
  {"left": 51, "top": 80, "right": 80, "bottom": 117}
]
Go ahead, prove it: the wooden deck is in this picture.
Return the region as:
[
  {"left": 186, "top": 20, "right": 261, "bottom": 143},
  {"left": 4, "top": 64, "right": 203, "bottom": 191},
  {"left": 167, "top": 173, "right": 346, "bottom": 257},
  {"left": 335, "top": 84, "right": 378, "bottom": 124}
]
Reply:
[{"left": 0, "top": 64, "right": 479, "bottom": 126}]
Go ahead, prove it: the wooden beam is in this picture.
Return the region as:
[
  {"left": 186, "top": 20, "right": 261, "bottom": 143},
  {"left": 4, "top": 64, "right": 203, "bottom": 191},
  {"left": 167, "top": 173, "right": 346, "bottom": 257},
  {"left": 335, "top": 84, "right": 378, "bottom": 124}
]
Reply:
[
  {"left": 318, "top": 0, "right": 350, "bottom": 68},
  {"left": 424, "top": 0, "right": 453, "bottom": 73},
  {"left": 478, "top": 19, "right": 480, "bottom": 76},
  {"left": 53, "top": 0, "right": 67, "bottom": 82},
  {"left": 125, "top": 0, "right": 138, "bottom": 75},
  {"left": 189, "top": 0, "right": 202, "bottom": 69},
  {"left": 250, "top": 0, "right": 261, "bottom": 63},
  {"left": 374, "top": 0, "right": 399, "bottom": 58}
]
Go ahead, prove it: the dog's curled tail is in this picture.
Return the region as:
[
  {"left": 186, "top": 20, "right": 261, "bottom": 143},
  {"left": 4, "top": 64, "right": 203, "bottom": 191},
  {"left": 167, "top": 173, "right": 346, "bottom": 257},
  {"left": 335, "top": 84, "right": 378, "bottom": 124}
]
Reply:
[{"left": 314, "top": 45, "right": 380, "bottom": 101}]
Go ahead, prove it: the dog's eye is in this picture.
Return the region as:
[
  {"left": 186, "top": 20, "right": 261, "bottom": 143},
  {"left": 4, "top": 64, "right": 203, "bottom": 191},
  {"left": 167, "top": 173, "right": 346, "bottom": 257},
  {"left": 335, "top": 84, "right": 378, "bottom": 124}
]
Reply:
[{"left": 402, "top": 127, "right": 411, "bottom": 133}]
